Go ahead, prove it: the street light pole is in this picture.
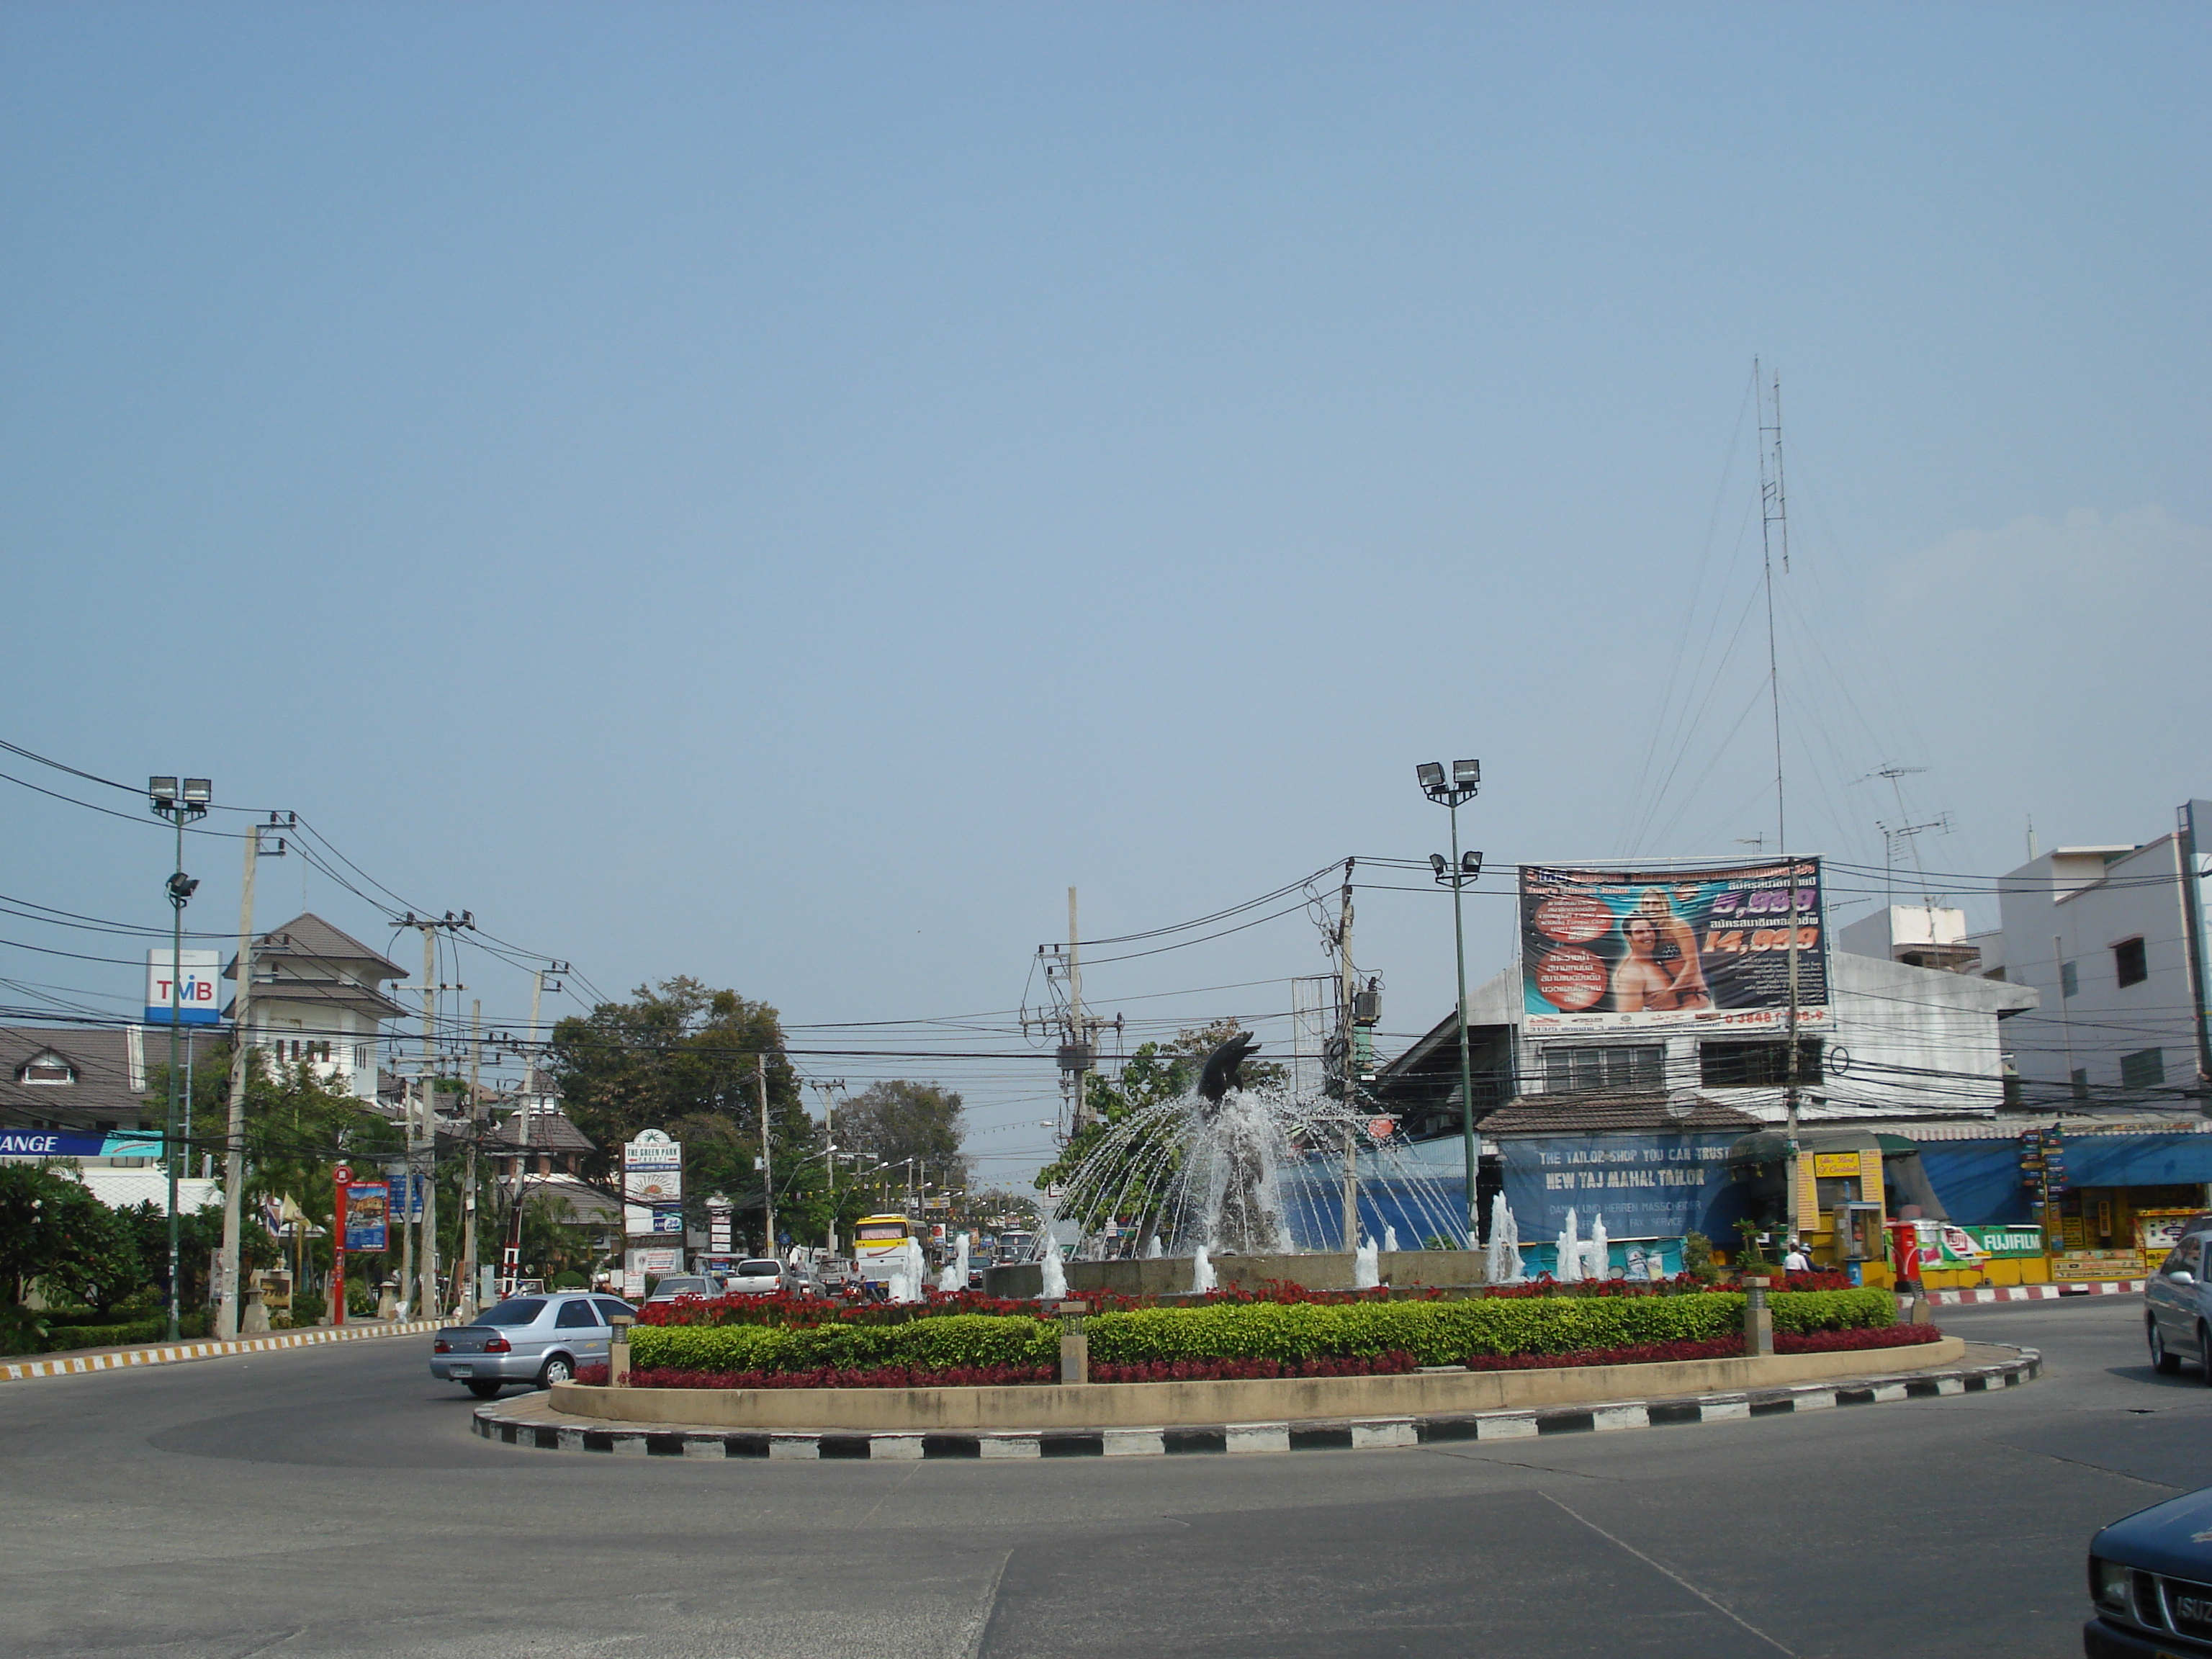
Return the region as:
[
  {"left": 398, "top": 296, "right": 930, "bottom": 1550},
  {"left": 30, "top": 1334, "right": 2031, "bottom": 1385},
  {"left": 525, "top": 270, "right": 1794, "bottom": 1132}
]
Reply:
[
  {"left": 148, "top": 777, "right": 209, "bottom": 1342},
  {"left": 1418, "top": 760, "right": 1483, "bottom": 1249}
]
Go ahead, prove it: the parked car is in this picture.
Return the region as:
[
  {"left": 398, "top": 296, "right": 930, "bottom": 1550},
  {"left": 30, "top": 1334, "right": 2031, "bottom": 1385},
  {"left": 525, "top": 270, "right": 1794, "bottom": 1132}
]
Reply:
[
  {"left": 2144, "top": 1226, "right": 2212, "bottom": 1380},
  {"left": 2085, "top": 1484, "right": 2212, "bottom": 1655},
  {"left": 721, "top": 1257, "right": 799, "bottom": 1295},
  {"left": 643, "top": 1274, "right": 721, "bottom": 1305},
  {"left": 816, "top": 1256, "right": 858, "bottom": 1290},
  {"left": 430, "top": 1292, "right": 634, "bottom": 1398}
]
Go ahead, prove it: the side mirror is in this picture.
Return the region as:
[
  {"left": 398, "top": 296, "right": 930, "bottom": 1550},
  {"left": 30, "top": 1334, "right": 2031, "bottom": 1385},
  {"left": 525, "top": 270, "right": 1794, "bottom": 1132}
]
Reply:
[{"left": 2170, "top": 1270, "right": 2196, "bottom": 1286}]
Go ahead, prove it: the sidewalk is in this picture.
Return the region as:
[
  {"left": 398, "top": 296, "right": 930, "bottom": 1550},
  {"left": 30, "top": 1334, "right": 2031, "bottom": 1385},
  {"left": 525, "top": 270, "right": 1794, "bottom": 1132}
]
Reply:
[
  {"left": 1923, "top": 1280, "right": 2144, "bottom": 1305},
  {"left": 0, "top": 1318, "right": 442, "bottom": 1382}
]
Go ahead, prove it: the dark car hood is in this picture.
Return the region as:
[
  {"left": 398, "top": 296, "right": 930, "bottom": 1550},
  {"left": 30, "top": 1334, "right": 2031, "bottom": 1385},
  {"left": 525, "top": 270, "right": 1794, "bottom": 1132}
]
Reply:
[{"left": 2095, "top": 1487, "right": 2212, "bottom": 1580}]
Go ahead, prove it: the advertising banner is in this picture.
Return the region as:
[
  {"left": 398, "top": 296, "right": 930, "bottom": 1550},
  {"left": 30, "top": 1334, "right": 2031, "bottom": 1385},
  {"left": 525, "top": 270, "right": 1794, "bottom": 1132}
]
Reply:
[
  {"left": 1497, "top": 1130, "right": 1741, "bottom": 1241},
  {"left": 0, "top": 1128, "right": 165, "bottom": 1159},
  {"left": 1521, "top": 860, "right": 1829, "bottom": 1033},
  {"left": 342, "top": 1182, "right": 390, "bottom": 1252},
  {"left": 622, "top": 1130, "right": 682, "bottom": 1206},
  {"left": 145, "top": 948, "right": 222, "bottom": 1025}
]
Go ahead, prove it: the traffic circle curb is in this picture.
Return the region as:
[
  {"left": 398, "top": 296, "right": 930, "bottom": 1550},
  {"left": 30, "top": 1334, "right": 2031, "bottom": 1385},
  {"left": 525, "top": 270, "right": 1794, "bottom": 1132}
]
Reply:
[{"left": 469, "top": 1344, "right": 2041, "bottom": 1461}]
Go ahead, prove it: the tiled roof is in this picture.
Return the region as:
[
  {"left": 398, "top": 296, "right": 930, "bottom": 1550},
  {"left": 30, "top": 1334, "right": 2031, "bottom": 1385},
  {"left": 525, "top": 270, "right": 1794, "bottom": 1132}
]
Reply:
[
  {"left": 486, "top": 1109, "right": 596, "bottom": 1155},
  {"left": 0, "top": 1025, "right": 220, "bottom": 1129},
  {"left": 1481, "top": 1090, "right": 1764, "bottom": 1136},
  {"left": 228, "top": 914, "right": 406, "bottom": 981}
]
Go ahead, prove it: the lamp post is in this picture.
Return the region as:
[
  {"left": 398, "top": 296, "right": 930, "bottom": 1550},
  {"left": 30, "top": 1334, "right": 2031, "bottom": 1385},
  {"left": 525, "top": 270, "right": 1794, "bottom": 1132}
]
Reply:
[
  {"left": 149, "top": 775, "right": 210, "bottom": 1341},
  {"left": 1416, "top": 760, "right": 1483, "bottom": 1248}
]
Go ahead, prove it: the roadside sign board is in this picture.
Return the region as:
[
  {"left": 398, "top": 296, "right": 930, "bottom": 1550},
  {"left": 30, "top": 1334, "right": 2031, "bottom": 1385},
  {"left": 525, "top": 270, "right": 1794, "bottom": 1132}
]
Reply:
[
  {"left": 342, "top": 1182, "right": 389, "bottom": 1252},
  {"left": 145, "top": 948, "right": 221, "bottom": 1025}
]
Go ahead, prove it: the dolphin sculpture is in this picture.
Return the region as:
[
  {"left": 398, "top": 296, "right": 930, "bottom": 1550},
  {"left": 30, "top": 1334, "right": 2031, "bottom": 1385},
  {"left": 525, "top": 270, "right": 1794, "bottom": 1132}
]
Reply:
[{"left": 1197, "top": 1030, "right": 1260, "bottom": 1106}]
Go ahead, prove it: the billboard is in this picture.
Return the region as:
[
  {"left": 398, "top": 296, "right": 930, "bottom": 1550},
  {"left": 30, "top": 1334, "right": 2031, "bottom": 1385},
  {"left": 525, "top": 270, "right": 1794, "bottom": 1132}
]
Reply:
[
  {"left": 623, "top": 1130, "right": 682, "bottom": 1228},
  {"left": 342, "top": 1182, "right": 390, "bottom": 1252},
  {"left": 1521, "top": 860, "right": 1828, "bottom": 1033},
  {"left": 1498, "top": 1130, "right": 1742, "bottom": 1241},
  {"left": 145, "top": 948, "right": 222, "bottom": 1025}
]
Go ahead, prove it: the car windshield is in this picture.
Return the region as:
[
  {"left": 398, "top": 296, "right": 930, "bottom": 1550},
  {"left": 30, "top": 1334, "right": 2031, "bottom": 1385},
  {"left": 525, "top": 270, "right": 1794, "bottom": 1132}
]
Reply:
[
  {"left": 474, "top": 1298, "right": 547, "bottom": 1326},
  {"left": 735, "top": 1261, "right": 781, "bottom": 1276},
  {"left": 653, "top": 1278, "right": 711, "bottom": 1296}
]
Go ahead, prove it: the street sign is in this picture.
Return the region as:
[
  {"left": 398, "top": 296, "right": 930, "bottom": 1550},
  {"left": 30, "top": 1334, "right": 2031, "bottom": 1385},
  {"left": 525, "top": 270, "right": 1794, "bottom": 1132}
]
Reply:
[
  {"left": 1367, "top": 1116, "right": 1398, "bottom": 1140},
  {"left": 144, "top": 948, "right": 221, "bottom": 1025},
  {"left": 333, "top": 1165, "right": 353, "bottom": 1186},
  {"left": 342, "top": 1182, "right": 388, "bottom": 1253}
]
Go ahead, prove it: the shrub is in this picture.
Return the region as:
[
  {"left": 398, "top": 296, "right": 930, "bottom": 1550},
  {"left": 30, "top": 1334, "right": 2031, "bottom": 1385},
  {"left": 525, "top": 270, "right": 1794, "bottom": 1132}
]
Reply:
[
  {"left": 630, "top": 1313, "right": 1059, "bottom": 1377},
  {"left": 628, "top": 1362, "right": 1055, "bottom": 1390},
  {"left": 1459, "top": 1324, "right": 1941, "bottom": 1371}
]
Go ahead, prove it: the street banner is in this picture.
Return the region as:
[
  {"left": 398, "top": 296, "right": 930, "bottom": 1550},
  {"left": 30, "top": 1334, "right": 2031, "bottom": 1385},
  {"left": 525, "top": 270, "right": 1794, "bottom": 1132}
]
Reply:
[
  {"left": 145, "top": 948, "right": 222, "bottom": 1025},
  {"left": 385, "top": 1168, "right": 424, "bottom": 1223},
  {"left": 1497, "top": 1129, "right": 1741, "bottom": 1241},
  {"left": 1521, "top": 860, "right": 1828, "bottom": 1033},
  {"left": 0, "top": 1127, "right": 165, "bottom": 1159},
  {"left": 343, "top": 1182, "right": 390, "bottom": 1252}
]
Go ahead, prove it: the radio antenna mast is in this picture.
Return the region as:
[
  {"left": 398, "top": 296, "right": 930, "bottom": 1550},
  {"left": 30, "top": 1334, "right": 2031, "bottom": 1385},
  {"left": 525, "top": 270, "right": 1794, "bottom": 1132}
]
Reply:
[{"left": 1756, "top": 361, "right": 1807, "bottom": 1233}]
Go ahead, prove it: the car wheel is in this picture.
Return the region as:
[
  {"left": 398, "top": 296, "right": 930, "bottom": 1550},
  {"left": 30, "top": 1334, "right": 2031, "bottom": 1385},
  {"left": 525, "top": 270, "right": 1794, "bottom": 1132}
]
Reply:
[
  {"left": 539, "top": 1354, "right": 575, "bottom": 1387},
  {"left": 2151, "top": 1321, "right": 2182, "bottom": 1375},
  {"left": 466, "top": 1379, "right": 504, "bottom": 1399}
]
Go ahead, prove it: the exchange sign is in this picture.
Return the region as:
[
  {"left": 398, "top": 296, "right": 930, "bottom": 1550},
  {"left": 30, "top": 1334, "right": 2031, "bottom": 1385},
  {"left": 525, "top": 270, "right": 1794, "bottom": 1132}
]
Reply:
[{"left": 1521, "top": 860, "right": 1829, "bottom": 1034}]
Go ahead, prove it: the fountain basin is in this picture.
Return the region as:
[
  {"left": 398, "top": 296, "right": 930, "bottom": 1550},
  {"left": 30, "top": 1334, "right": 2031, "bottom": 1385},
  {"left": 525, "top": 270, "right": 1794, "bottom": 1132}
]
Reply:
[
  {"left": 981, "top": 1250, "right": 1488, "bottom": 1300},
  {"left": 548, "top": 1336, "right": 1964, "bottom": 1431}
]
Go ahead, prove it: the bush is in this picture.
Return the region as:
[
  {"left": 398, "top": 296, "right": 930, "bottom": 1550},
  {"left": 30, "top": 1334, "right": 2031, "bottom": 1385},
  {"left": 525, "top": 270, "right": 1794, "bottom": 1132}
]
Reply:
[
  {"left": 1083, "top": 1289, "right": 1895, "bottom": 1368},
  {"left": 630, "top": 1313, "right": 1059, "bottom": 1377},
  {"left": 1460, "top": 1324, "right": 1942, "bottom": 1371},
  {"left": 628, "top": 1362, "right": 1055, "bottom": 1390}
]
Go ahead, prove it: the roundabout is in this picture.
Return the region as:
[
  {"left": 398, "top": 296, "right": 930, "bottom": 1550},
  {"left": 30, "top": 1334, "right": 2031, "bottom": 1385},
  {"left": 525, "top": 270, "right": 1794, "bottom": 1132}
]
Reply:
[{"left": 469, "top": 1338, "right": 2033, "bottom": 1460}]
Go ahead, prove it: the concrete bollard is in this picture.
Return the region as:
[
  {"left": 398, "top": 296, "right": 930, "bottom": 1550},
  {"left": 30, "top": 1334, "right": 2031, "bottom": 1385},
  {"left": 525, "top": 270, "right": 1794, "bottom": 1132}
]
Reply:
[
  {"left": 1743, "top": 1277, "right": 1773, "bottom": 1357},
  {"left": 1058, "top": 1300, "right": 1089, "bottom": 1385},
  {"left": 609, "top": 1314, "right": 633, "bottom": 1385}
]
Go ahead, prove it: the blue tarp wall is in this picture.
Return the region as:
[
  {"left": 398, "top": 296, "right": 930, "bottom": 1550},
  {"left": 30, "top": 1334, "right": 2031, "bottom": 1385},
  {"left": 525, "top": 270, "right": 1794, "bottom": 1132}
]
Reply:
[{"left": 1919, "top": 1134, "right": 2212, "bottom": 1226}]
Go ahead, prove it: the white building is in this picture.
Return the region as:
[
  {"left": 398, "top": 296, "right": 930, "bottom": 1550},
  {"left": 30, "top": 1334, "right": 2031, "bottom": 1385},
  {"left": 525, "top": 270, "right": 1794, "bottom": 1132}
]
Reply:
[
  {"left": 224, "top": 914, "right": 409, "bottom": 1102},
  {"left": 1983, "top": 810, "right": 2212, "bottom": 1105},
  {"left": 1378, "top": 945, "right": 2037, "bottom": 1132}
]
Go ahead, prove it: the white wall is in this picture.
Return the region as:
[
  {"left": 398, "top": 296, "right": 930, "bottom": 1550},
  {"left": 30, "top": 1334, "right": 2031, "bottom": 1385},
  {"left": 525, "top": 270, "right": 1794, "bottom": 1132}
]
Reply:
[{"left": 1995, "top": 837, "right": 2198, "bottom": 1096}]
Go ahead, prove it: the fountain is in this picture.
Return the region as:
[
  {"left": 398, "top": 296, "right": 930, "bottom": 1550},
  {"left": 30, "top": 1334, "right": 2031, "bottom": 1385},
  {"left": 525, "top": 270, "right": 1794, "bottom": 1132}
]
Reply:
[
  {"left": 1190, "top": 1244, "right": 1216, "bottom": 1294},
  {"left": 1352, "top": 1240, "right": 1380, "bottom": 1290},
  {"left": 936, "top": 1230, "right": 970, "bottom": 1294},
  {"left": 1557, "top": 1208, "right": 1583, "bottom": 1283},
  {"left": 1587, "top": 1213, "right": 1610, "bottom": 1282},
  {"left": 1485, "top": 1192, "right": 1524, "bottom": 1285},
  {"left": 987, "top": 1032, "right": 1482, "bottom": 1299},
  {"left": 1382, "top": 1225, "right": 1400, "bottom": 1254},
  {"left": 1038, "top": 1235, "right": 1068, "bottom": 1302}
]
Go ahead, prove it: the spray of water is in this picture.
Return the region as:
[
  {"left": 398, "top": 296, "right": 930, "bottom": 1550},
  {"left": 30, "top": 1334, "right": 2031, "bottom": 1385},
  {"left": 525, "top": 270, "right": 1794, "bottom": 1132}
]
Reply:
[{"left": 1191, "top": 1245, "right": 1216, "bottom": 1294}]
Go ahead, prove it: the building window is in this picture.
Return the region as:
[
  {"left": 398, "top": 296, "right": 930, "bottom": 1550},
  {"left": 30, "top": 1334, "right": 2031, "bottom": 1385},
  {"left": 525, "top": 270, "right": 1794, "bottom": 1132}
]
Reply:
[
  {"left": 2060, "top": 960, "right": 2079, "bottom": 999},
  {"left": 2114, "top": 938, "right": 2148, "bottom": 989},
  {"left": 354, "top": 1045, "right": 369, "bottom": 1069},
  {"left": 2070, "top": 1067, "right": 2090, "bottom": 1102},
  {"left": 2121, "top": 1048, "right": 2166, "bottom": 1089},
  {"left": 1699, "top": 1039, "right": 1825, "bottom": 1089},
  {"left": 1542, "top": 1044, "right": 1664, "bottom": 1093}
]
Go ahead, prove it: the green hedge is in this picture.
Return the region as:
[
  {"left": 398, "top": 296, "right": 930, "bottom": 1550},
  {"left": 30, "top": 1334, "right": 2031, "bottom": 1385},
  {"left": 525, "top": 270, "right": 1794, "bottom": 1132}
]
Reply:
[
  {"left": 1083, "top": 1290, "right": 1894, "bottom": 1368},
  {"left": 629, "top": 1291, "right": 1893, "bottom": 1375},
  {"left": 631, "top": 1313, "right": 1058, "bottom": 1376}
]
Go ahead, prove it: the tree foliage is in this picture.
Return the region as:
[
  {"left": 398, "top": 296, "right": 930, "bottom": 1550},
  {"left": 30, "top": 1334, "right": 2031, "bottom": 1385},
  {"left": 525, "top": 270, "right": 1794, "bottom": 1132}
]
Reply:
[{"left": 834, "top": 1081, "right": 968, "bottom": 1187}]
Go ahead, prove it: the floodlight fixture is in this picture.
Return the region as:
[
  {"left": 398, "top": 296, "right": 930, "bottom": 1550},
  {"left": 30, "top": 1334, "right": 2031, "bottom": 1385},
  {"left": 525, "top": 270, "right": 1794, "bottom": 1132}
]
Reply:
[
  {"left": 181, "top": 778, "right": 212, "bottom": 805},
  {"left": 1429, "top": 853, "right": 1448, "bottom": 877},
  {"left": 1415, "top": 762, "right": 1445, "bottom": 794},
  {"left": 1452, "top": 760, "right": 1481, "bottom": 789},
  {"left": 148, "top": 776, "right": 179, "bottom": 804},
  {"left": 1462, "top": 850, "right": 1483, "bottom": 877}
]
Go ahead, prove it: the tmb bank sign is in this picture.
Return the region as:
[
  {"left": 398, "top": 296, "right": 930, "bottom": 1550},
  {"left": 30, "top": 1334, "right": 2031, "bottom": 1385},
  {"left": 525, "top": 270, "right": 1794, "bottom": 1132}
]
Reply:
[
  {"left": 1499, "top": 1132, "right": 1740, "bottom": 1240},
  {"left": 145, "top": 949, "right": 222, "bottom": 1025}
]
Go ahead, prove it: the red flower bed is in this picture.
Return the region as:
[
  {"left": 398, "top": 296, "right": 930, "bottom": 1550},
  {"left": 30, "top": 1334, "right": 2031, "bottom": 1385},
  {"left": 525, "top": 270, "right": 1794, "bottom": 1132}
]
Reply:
[
  {"left": 625, "top": 1362, "right": 1057, "bottom": 1390},
  {"left": 1458, "top": 1323, "right": 1943, "bottom": 1371},
  {"left": 1091, "top": 1351, "right": 1420, "bottom": 1383}
]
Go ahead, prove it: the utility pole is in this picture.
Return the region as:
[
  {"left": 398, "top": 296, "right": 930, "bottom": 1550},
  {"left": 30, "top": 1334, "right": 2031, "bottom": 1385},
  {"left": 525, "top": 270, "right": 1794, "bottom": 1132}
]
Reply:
[
  {"left": 461, "top": 997, "right": 482, "bottom": 1318},
  {"left": 1067, "top": 888, "right": 1090, "bottom": 1133},
  {"left": 1756, "top": 364, "right": 1805, "bottom": 1243},
  {"left": 757, "top": 1053, "right": 775, "bottom": 1256},
  {"left": 216, "top": 818, "right": 281, "bottom": 1339},
  {"left": 397, "top": 911, "right": 471, "bottom": 1318},
  {"left": 1336, "top": 863, "right": 1359, "bottom": 1253}
]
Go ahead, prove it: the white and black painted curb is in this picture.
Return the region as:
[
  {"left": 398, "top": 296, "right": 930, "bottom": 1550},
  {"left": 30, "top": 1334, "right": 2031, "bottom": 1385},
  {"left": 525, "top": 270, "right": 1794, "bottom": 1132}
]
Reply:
[
  {"left": 0, "top": 1319, "right": 442, "bottom": 1383},
  {"left": 1925, "top": 1281, "right": 2142, "bottom": 1305},
  {"left": 471, "top": 1346, "right": 2040, "bottom": 1462}
]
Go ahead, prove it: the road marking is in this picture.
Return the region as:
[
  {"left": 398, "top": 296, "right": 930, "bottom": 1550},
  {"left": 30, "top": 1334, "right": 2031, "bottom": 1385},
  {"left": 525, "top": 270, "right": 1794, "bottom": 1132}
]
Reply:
[{"left": 1540, "top": 1491, "right": 1798, "bottom": 1655}]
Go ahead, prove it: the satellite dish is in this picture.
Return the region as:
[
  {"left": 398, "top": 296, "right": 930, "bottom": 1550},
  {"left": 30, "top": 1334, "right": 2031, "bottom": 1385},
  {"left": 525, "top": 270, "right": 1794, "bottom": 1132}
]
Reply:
[{"left": 1666, "top": 1090, "right": 1696, "bottom": 1120}]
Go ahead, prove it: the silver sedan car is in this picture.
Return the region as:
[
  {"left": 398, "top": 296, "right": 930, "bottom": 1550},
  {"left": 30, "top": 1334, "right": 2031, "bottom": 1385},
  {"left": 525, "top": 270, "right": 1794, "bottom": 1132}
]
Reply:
[
  {"left": 2145, "top": 1225, "right": 2212, "bottom": 1380},
  {"left": 431, "top": 1292, "right": 633, "bottom": 1398}
]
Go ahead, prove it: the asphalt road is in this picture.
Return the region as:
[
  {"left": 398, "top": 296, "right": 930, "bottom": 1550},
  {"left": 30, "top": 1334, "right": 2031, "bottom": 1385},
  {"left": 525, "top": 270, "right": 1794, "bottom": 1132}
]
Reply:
[{"left": 0, "top": 1297, "right": 2200, "bottom": 1659}]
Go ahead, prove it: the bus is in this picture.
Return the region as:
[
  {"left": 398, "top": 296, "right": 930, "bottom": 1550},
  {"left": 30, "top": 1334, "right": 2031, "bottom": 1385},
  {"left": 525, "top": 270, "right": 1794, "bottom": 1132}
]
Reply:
[{"left": 852, "top": 1214, "right": 918, "bottom": 1280}]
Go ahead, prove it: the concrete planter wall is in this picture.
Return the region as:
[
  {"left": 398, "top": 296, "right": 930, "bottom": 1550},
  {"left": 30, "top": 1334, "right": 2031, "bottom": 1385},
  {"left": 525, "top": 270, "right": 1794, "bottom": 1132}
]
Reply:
[
  {"left": 551, "top": 1336, "right": 1963, "bottom": 1431},
  {"left": 979, "top": 1250, "right": 1489, "bottom": 1301}
]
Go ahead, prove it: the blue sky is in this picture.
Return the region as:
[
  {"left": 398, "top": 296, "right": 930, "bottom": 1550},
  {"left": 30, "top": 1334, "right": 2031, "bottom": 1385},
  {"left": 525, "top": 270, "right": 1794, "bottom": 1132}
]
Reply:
[{"left": 4, "top": 4, "right": 2206, "bottom": 1186}]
